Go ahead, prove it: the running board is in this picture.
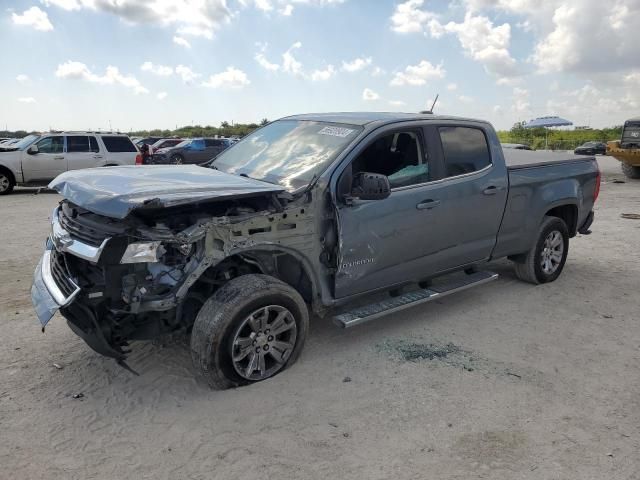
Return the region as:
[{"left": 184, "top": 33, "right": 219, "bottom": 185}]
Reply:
[{"left": 333, "top": 271, "right": 498, "bottom": 328}]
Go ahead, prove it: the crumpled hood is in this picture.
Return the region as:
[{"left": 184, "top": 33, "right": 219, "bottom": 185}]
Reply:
[{"left": 49, "top": 165, "right": 284, "bottom": 219}]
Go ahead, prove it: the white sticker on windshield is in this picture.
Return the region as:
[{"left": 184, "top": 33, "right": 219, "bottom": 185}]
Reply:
[{"left": 318, "top": 126, "right": 355, "bottom": 138}]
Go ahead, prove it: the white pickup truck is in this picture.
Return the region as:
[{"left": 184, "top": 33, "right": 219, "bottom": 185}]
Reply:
[{"left": 0, "top": 132, "right": 140, "bottom": 195}]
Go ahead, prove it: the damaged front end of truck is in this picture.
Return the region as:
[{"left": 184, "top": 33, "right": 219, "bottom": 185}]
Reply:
[{"left": 31, "top": 165, "right": 326, "bottom": 363}]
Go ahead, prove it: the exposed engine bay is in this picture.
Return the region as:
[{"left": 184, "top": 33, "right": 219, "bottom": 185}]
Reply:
[{"left": 47, "top": 192, "right": 329, "bottom": 361}]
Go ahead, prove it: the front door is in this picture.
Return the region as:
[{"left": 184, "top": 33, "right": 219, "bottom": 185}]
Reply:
[
  {"left": 334, "top": 127, "right": 451, "bottom": 298},
  {"left": 21, "top": 135, "right": 65, "bottom": 182}
]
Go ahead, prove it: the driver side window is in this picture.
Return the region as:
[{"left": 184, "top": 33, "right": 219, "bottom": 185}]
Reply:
[
  {"left": 36, "top": 136, "right": 64, "bottom": 154},
  {"left": 352, "top": 131, "right": 428, "bottom": 188}
]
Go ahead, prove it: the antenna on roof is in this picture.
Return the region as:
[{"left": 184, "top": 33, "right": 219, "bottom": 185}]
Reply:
[{"left": 420, "top": 94, "right": 439, "bottom": 114}]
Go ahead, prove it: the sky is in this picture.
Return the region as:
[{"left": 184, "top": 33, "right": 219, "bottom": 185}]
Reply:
[{"left": 2, "top": 0, "right": 640, "bottom": 132}]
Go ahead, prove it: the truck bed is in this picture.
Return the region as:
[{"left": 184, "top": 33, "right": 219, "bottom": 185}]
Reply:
[{"left": 504, "top": 149, "right": 594, "bottom": 169}]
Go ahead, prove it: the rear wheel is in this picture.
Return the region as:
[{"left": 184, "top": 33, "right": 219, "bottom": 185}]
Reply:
[
  {"left": 0, "top": 170, "right": 14, "bottom": 195},
  {"left": 190, "top": 274, "right": 309, "bottom": 390},
  {"left": 513, "top": 216, "right": 569, "bottom": 284},
  {"left": 621, "top": 163, "right": 640, "bottom": 179}
]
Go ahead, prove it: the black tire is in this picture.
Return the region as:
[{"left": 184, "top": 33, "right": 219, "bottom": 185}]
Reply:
[
  {"left": 0, "top": 169, "right": 15, "bottom": 195},
  {"left": 513, "top": 216, "right": 569, "bottom": 285},
  {"left": 170, "top": 154, "right": 184, "bottom": 165},
  {"left": 621, "top": 163, "right": 640, "bottom": 179},
  {"left": 190, "top": 274, "right": 309, "bottom": 390}
]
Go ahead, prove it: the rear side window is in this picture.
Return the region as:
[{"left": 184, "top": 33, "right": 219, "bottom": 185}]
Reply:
[
  {"left": 89, "top": 136, "right": 99, "bottom": 153},
  {"left": 66, "top": 136, "right": 90, "bottom": 152},
  {"left": 438, "top": 127, "right": 491, "bottom": 177},
  {"left": 101, "top": 136, "right": 137, "bottom": 152},
  {"left": 205, "top": 139, "right": 222, "bottom": 147}
]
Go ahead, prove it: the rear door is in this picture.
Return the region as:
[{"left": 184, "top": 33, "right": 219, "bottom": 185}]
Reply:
[
  {"left": 204, "top": 139, "right": 225, "bottom": 161},
  {"left": 430, "top": 124, "right": 508, "bottom": 265},
  {"left": 100, "top": 136, "right": 138, "bottom": 165},
  {"left": 21, "top": 135, "right": 65, "bottom": 182},
  {"left": 65, "top": 135, "right": 102, "bottom": 170}
]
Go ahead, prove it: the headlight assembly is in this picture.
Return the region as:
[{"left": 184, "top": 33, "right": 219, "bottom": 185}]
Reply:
[{"left": 120, "top": 241, "right": 164, "bottom": 264}]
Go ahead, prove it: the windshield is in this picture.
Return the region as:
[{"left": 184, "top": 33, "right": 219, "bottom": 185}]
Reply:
[
  {"left": 10, "top": 134, "right": 39, "bottom": 150},
  {"left": 212, "top": 120, "right": 362, "bottom": 190}
]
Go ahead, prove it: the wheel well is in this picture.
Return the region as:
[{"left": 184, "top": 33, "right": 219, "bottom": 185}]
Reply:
[
  {"left": 545, "top": 204, "right": 578, "bottom": 236},
  {"left": 193, "top": 252, "right": 314, "bottom": 304},
  {"left": 0, "top": 166, "right": 16, "bottom": 185}
]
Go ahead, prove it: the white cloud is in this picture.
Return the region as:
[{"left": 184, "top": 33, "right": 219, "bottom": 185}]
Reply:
[
  {"left": 391, "top": 2, "right": 519, "bottom": 80},
  {"left": 12, "top": 6, "right": 53, "bottom": 31},
  {"left": 371, "top": 66, "right": 386, "bottom": 77},
  {"left": 280, "top": 4, "right": 293, "bottom": 15},
  {"left": 255, "top": 52, "right": 280, "bottom": 71},
  {"left": 512, "top": 87, "right": 530, "bottom": 116},
  {"left": 254, "top": 0, "right": 273, "bottom": 11},
  {"left": 202, "top": 67, "right": 250, "bottom": 89},
  {"left": 17, "top": 97, "right": 37, "bottom": 103},
  {"left": 311, "top": 65, "right": 336, "bottom": 81},
  {"left": 141, "top": 61, "right": 173, "bottom": 76},
  {"left": 43, "top": 0, "right": 232, "bottom": 40},
  {"left": 390, "top": 60, "right": 445, "bottom": 87},
  {"left": 175, "top": 65, "right": 200, "bottom": 83},
  {"left": 282, "top": 41, "right": 303, "bottom": 76},
  {"left": 530, "top": 0, "right": 640, "bottom": 74},
  {"left": 55, "top": 61, "right": 149, "bottom": 94},
  {"left": 173, "top": 36, "right": 191, "bottom": 48},
  {"left": 41, "top": 0, "right": 81, "bottom": 10},
  {"left": 341, "top": 57, "right": 372, "bottom": 73},
  {"left": 389, "top": 100, "right": 406, "bottom": 106},
  {"left": 391, "top": 0, "right": 436, "bottom": 33},
  {"left": 16, "top": 74, "right": 30, "bottom": 84},
  {"left": 362, "top": 88, "right": 380, "bottom": 101},
  {"left": 431, "top": 12, "right": 518, "bottom": 79},
  {"left": 157, "top": 92, "right": 168, "bottom": 100},
  {"left": 458, "top": 95, "right": 473, "bottom": 103},
  {"left": 446, "top": 82, "right": 457, "bottom": 91}
]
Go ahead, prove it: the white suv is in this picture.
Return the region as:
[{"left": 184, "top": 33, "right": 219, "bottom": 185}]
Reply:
[{"left": 0, "top": 132, "right": 140, "bottom": 195}]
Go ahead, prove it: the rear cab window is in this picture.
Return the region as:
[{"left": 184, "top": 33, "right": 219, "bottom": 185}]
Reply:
[
  {"left": 438, "top": 126, "right": 491, "bottom": 177},
  {"left": 101, "top": 136, "right": 137, "bottom": 153}
]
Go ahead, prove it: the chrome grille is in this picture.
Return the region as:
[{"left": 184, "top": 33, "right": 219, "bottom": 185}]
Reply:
[
  {"left": 58, "top": 209, "right": 109, "bottom": 247},
  {"left": 50, "top": 250, "right": 78, "bottom": 298}
]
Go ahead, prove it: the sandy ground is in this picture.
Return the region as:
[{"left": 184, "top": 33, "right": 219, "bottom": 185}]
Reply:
[{"left": 1, "top": 156, "right": 639, "bottom": 480}]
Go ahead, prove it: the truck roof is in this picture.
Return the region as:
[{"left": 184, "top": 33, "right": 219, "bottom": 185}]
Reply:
[{"left": 283, "top": 112, "right": 490, "bottom": 127}]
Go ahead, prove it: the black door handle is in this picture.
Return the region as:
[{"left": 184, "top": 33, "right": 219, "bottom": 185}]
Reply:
[
  {"left": 416, "top": 199, "right": 441, "bottom": 210},
  {"left": 483, "top": 186, "right": 503, "bottom": 195}
]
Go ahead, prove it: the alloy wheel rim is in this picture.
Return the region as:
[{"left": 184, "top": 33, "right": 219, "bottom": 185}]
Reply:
[
  {"left": 231, "top": 305, "right": 297, "bottom": 381},
  {"left": 540, "top": 230, "right": 564, "bottom": 274}
]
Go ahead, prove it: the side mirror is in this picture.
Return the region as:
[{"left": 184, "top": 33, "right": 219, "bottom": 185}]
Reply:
[
  {"left": 27, "top": 145, "right": 39, "bottom": 155},
  {"left": 351, "top": 172, "right": 391, "bottom": 201}
]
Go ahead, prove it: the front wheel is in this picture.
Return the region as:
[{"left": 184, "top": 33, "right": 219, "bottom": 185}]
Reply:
[
  {"left": 513, "top": 216, "right": 569, "bottom": 284},
  {"left": 0, "top": 171, "right": 15, "bottom": 195},
  {"left": 190, "top": 274, "right": 309, "bottom": 390},
  {"left": 621, "top": 163, "right": 640, "bottom": 179}
]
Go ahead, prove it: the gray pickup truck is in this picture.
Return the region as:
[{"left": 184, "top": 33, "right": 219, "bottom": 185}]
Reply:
[{"left": 31, "top": 112, "right": 600, "bottom": 389}]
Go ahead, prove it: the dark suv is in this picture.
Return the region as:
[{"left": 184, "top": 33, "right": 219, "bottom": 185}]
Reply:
[
  {"left": 150, "top": 138, "right": 233, "bottom": 165},
  {"left": 574, "top": 142, "right": 606, "bottom": 155}
]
